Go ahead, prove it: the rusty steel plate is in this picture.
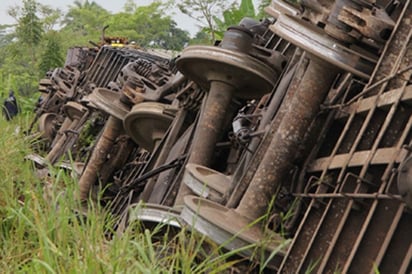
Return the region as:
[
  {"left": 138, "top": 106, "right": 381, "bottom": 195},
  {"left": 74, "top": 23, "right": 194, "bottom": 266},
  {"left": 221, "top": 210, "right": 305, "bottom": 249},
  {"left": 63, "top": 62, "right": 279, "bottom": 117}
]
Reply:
[
  {"left": 88, "top": 88, "right": 130, "bottom": 120},
  {"left": 39, "top": 78, "right": 52, "bottom": 93},
  {"left": 271, "top": 14, "right": 377, "bottom": 79},
  {"left": 25, "top": 153, "right": 47, "bottom": 168},
  {"left": 63, "top": 101, "right": 88, "bottom": 121},
  {"left": 397, "top": 155, "right": 412, "bottom": 208},
  {"left": 38, "top": 79, "right": 52, "bottom": 93},
  {"left": 181, "top": 195, "right": 287, "bottom": 267},
  {"left": 264, "top": 0, "right": 300, "bottom": 19},
  {"left": 58, "top": 161, "right": 85, "bottom": 177},
  {"left": 128, "top": 203, "right": 182, "bottom": 228},
  {"left": 183, "top": 163, "right": 231, "bottom": 201},
  {"left": 123, "top": 102, "right": 176, "bottom": 152},
  {"left": 39, "top": 78, "right": 52, "bottom": 86},
  {"left": 176, "top": 45, "right": 278, "bottom": 99},
  {"left": 25, "top": 154, "right": 84, "bottom": 176},
  {"left": 38, "top": 113, "right": 57, "bottom": 141}
]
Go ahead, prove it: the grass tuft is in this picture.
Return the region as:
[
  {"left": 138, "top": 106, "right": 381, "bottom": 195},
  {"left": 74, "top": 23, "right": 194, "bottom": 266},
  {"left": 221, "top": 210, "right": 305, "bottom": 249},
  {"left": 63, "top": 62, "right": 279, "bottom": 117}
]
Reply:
[{"left": 0, "top": 114, "right": 285, "bottom": 273}]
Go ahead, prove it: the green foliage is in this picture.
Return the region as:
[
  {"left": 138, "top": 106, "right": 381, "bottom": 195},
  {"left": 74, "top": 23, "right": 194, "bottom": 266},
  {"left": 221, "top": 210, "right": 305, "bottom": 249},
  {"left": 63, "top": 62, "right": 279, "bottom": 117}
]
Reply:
[
  {"left": 258, "top": 0, "right": 272, "bottom": 17},
  {"left": 0, "top": 0, "right": 193, "bottom": 101},
  {"left": 373, "top": 263, "right": 381, "bottom": 274},
  {"left": 0, "top": 25, "right": 16, "bottom": 48},
  {"left": 0, "top": 115, "right": 275, "bottom": 273},
  {"left": 106, "top": 2, "right": 190, "bottom": 51},
  {"left": 213, "top": 0, "right": 257, "bottom": 39},
  {"left": 59, "top": 1, "right": 189, "bottom": 51},
  {"left": 1, "top": 1, "right": 65, "bottom": 97},
  {"left": 177, "top": 0, "right": 263, "bottom": 42},
  {"left": 175, "top": 0, "right": 232, "bottom": 42},
  {"left": 38, "top": 5, "right": 63, "bottom": 32},
  {"left": 39, "top": 32, "right": 65, "bottom": 77},
  {"left": 122, "top": 0, "right": 138, "bottom": 13},
  {"left": 189, "top": 31, "right": 211, "bottom": 45},
  {"left": 0, "top": 53, "right": 38, "bottom": 97},
  {"left": 61, "top": 0, "right": 110, "bottom": 47},
  {"left": 16, "top": 93, "right": 38, "bottom": 115},
  {"left": 9, "top": 0, "right": 43, "bottom": 63},
  {"left": 14, "top": 0, "right": 43, "bottom": 47}
]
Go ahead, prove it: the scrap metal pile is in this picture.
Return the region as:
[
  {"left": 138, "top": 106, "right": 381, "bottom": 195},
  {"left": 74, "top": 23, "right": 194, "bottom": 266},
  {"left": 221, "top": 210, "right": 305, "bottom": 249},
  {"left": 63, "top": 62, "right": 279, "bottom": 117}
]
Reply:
[{"left": 27, "top": 0, "right": 411, "bottom": 272}]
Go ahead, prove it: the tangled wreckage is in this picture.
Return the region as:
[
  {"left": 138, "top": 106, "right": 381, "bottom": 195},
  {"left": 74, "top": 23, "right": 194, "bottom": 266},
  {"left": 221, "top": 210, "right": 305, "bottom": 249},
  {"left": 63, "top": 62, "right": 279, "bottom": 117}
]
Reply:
[{"left": 26, "top": 0, "right": 411, "bottom": 272}]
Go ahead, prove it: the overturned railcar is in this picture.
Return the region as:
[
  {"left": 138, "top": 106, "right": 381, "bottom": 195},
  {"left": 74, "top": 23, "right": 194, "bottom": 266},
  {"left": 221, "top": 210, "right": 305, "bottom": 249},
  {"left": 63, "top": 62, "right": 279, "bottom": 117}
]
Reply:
[{"left": 29, "top": 0, "right": 411, "bottom": 272}]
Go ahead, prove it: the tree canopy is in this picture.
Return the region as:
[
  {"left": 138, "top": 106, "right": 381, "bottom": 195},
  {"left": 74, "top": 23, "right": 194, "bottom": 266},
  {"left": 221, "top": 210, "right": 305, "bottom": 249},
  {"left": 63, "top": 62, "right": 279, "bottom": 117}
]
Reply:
[
  {"left": 105, "top": 2, "right": 189, "bottom": 50},
  {"left": 0, "top": 0, "right": 191, "bottom": 100},
  {"left": 0, "top": 0, "right": 274, "bottom": 102},
  {"left": 177, "top": 0, "right": 270, "bottom": 42}
]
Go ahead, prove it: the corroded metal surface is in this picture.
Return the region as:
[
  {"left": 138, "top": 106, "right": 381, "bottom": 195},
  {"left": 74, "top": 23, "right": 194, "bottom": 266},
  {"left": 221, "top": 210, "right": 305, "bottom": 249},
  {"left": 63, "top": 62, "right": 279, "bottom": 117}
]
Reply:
[
  {"left": 87, "top": 88, "right": 130, "bottom": 120},
  {"left": 271, "top": 14, "right": 376, "bottom": 78},
  {"left": 123, "top": 102, "right": 177, "bottom": 152},
  {"left": 176, "top": 45, "right": 278, "bottom": 99},
  {"left": 77, "top": 116, "right": 124, "bottom": 201},
  {"left": 37, "top": 113, "right": 57, "bottom": 142},
  {"left": 279, "top": 1, "right": 412, "bottom": 273},
  {"left": 183, "top": 163, "right": 231, "bottom": 202},
  {"left": 27, "top": 1, "right": 412, "bottom": 272}
]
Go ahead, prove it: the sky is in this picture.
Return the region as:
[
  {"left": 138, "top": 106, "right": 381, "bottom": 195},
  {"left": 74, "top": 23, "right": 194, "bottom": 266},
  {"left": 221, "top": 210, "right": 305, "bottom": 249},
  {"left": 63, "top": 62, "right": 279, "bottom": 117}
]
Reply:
[{"left": 0, "top": 0, "right": 200, "bottom": 36}]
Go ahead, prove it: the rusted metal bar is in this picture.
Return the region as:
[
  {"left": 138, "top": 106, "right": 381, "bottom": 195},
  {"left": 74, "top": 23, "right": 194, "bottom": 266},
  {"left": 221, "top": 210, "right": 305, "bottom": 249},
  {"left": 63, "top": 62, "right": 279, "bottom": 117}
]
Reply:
[
  {"left": 50, "top": 116, "right": 72, "bottom": 148},
  {"left": 340, "top": 29, "right": 412, "bottom": 274},
  {"left": 139, "top": 108, "right": 188, "bottom": 203},
  {"left": 46, "top": 102, "right": 89, "bottom": 164},
  {"left": 225, "top": 58, "right": 299, "bottom": 208},
  {"left": 236, "top": 57, "right": 338, "bottom": 220},
  {"left": 280, "top": 2, "right": 412, "bottom": 272},
  {"left": 308, "top": 147, "right": 408, "bottom": 172},
  {"left": 335, "top": 84, "right": 412, "bottom": 118},
  {"left": 370, "top": 203, "right": 404, "bottom": 270},
  {"left": 398, "top": 244, "right": 412, "bottom": 274},
  {"left": 294, "top": 192, "right": 403, "bottom": 200},
  {"left": 173, "top": 84, "right": 234, "bottom": 206},
  {"left": 174, "top": 27, "right": 280, "bottom": 207},
  {"left": 78, "top": 116, "right": 124, "bottom": 201},
  {"left": 226, "top": 55, "right": 307, "bottom": 209},
  {"left": 187, "top": 82, "right": 235, "bottom": 166}
]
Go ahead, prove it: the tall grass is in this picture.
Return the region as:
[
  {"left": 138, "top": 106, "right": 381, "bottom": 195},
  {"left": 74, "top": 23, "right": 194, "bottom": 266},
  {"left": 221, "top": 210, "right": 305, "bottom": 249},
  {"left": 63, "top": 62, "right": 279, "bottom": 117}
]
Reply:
[{"left": 0, "top": 114, "right": 255, "bottom": 273}]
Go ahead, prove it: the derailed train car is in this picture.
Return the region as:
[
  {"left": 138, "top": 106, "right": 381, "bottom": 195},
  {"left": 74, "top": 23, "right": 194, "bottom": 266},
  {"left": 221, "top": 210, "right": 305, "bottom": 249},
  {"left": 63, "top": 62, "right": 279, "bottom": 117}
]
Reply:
[{"left": 28, "top": 0, "right": 411, "bottom": 272}]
